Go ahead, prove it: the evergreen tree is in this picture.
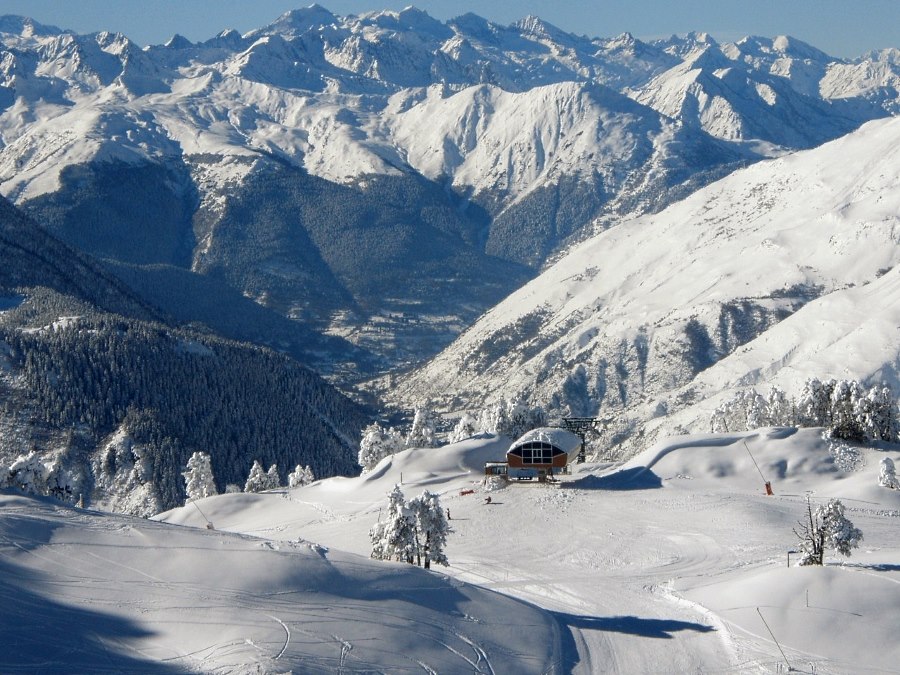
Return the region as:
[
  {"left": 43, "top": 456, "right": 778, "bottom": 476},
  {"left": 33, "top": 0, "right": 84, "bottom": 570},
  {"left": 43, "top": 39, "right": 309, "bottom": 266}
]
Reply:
[
  {"left": 478, "top": 398, "right": 546, "bottom": 439},
  {"left": 797, "top": 377, "right": 835, "bottom": 427},
  {"left": 858, "top": 386, "right": 898, "bottom": 442},
  {"left": 7, "top": 451, "right": 48, "bottom": 495},
  {"left": 794, "top": 496, "right": 863, "bottom": 565},
  {"left": 370, "top": 484, "right": 416, "bottom": 563},
  {"left": 288, "top": 464, "right": 315, "bottom": 488},
  {"left": 879, "top": 457, "right": 899, "bottom": 489},
  {"left": 408, "top": 490, "right": 450, "bottom": 569},
  {"left": 765, "top": 385, "right": 794, "bottom": 426},
  {"left": 358, "top": 423, "right": 403, "bottom": 473},
  {"left": 406, "top": 407, "right": 437, "bottom": 449},
  {"left": 265, "top": 464, "right": 281, "bottom": 489},
  {"left": 448, "top": 413, "right": 478, "bottom": 444},
  {"left": 182, "top": 451, "right": 217, "bottom": 503},
  {"left": 829, "top": 380, "right": 866, "bottom": 441},
  {"left": 244, "top": 460, "right": 268, "bottom": 493}
]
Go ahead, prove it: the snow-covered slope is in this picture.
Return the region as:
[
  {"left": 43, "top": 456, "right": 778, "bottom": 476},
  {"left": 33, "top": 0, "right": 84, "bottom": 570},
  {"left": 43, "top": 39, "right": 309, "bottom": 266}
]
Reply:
[
  {"left": 153, "top": 428, "right": 900, "bottom": 674},
  {"left": 393, "top": 115, "right": 900, "bottom": 454},
  {"left": 0, "top": 490, "right": 559, "bottom": 673}
]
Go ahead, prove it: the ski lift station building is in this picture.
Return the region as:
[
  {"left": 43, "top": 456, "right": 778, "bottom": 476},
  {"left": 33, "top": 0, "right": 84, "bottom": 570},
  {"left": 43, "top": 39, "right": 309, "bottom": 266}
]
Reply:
[{"left": 496, "top": 427, "right": 582, "bottom": 481}]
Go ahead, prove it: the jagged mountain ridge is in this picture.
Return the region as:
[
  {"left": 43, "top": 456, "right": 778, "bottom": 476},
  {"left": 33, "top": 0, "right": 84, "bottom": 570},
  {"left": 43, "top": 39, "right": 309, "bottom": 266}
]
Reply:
[
  {"left": 392, "top": 116, "right": 900, "bottom": 456},
  {"left": 0, "top": 8, "right": 897, "bottom": 379}
]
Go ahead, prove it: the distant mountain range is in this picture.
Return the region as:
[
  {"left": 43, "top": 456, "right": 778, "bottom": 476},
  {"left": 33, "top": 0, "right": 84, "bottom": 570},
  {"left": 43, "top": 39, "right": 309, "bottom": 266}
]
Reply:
[{"left": 2, "top": 8, "right": 897, "bottom": 380}]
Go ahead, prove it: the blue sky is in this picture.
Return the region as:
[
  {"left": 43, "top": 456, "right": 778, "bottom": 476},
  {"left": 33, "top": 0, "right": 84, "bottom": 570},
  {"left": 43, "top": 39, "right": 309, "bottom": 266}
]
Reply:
[{"left": 1, "top": 0, "right": 897, "bottom": 58}]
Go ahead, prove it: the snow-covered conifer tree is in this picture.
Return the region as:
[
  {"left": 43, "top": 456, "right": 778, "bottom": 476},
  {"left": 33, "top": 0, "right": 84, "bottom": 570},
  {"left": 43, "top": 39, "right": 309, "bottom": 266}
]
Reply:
[
  {"left": 448, "top": 413, "right": 478, "bottom": 444},
  {"left": 710, "top": 389, "right": 764, "bottom": 432},
  {"left": 478, "top": 398, "right": 545, "bottom": 439},
  {"left": 879, "top": 457, "right": 899, "bottom": 489},
  {"left": 742, "top": 389, "right": 768, "bottom": 429},
  {"left": 244, "top": 460, "right": 268, "bottom": 493},
  {"left": 358, "top": 422, "right": 402, "bottom": 473},
  {"left": 265, "top": 464, "right": 280, "bottom": 489},
  {"left": 829, "top": 380, "right": 865, "bottom": 441},
  {"left": 859, "top": 386, "right": 897, "bottom": 442},
  {"left": 182, "top": 451, "right": 217, "bottom": 503},
  {"left": 408, "top": 490, "right": 450, "bottom": 569},
  {"left": 504, "top": 400, "right": 547, "bottom": 440},
  {"left": 819, "top": 498, "right": 863, "bottom": 557},
  {"left": 765, "top": 386, "right": 794, "bottom": 427},
  {"left": 477, "top": 399, "right": 509, "bottom": 436},
  {"left": 406, "top": 407, "right": 437, "bottom": 449},
  {"left": 288, "top": 464, "right": 315, "bottom": 488},
  {"left": 797, "top": 377, "right": 834, "bottom": 427},
  {"left": 370, "top": 484, "right": 416, "bottom": 563}
]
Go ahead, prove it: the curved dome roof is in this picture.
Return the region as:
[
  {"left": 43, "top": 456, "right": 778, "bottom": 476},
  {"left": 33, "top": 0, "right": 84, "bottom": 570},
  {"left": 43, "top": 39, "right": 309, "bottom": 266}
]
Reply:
[{"left": 508, "top": 427, "right": 582, "bottom": 454}]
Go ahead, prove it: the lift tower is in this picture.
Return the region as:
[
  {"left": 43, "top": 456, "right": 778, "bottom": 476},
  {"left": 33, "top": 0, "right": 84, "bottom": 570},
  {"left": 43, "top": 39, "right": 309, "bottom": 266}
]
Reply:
[{"left": 561, "top": 417, "right": 598, "bottom": 463}]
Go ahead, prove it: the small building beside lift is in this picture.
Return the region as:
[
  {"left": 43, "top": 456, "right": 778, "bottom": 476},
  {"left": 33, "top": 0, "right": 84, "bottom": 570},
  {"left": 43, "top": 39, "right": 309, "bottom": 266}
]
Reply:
[{"left": 485, "top": 427, "right": 582, "bottom": 481}]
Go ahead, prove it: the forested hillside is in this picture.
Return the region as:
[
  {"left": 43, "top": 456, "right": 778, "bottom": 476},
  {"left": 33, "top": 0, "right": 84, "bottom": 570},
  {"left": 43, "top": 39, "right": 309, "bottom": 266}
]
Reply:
[{"left": 0, "top": 198, "right": 368, "bottom": 515}]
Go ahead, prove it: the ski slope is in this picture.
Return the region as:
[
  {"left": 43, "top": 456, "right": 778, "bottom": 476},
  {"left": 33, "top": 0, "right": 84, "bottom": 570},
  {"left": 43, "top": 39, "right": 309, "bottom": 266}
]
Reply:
[
  {"left": 160, "top": 428, "right": 900, "bottom": 674},
  {"left": 3, "top": 429, "right": 899, "bottom": 673}
]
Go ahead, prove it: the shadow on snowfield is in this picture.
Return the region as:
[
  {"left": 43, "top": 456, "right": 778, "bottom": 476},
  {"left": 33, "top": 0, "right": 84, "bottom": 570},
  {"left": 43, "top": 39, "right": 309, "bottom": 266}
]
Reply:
[
  {"left": 563, "top": 466, "right": 663, "bottom": 491},
  {"left": 555, "top": 612, "right": 716, "bottom": 639},
  {"left": 0, "top": 558, "right": 182, "bottom": 674}
]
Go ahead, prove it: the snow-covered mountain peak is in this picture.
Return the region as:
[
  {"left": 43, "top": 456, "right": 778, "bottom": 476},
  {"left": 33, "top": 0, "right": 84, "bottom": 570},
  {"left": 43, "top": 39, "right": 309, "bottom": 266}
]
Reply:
[
  {"left": 254, "top": 4, "right": 339, "bottom": 39},
  {"left": 730, "top": 34, "right": 836, "bottom": 63},
  {"left": 203, "top": 28, "right": 247, "bottom": 51},
  {"left": 654, "top": 31, "right": 719, "bottom": 59},
  {"left": 513, "top": 14, "right": 567, "bottom": 41},
  {"left": 359, "top": 6, "right": 451, "bottom": 39},
  {"left": 163, "top": 33, "right": 194, "bottom": 50},
  {"left": 0, "top": 14, "right": 64, "bottom": 40}
]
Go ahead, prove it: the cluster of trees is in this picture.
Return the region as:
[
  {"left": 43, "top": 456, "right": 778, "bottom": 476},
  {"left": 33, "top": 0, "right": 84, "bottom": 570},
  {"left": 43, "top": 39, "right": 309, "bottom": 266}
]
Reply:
[
  {"left": 1, "top": 315, "right": 366, "bottom": 512},
  {"left": 3, "top": 446, "right": 319, "bottom": 509},
  {"left": 369, "top": 485, "right": 450, "bottom": 569},
  {"left": 2, "top": 450, "right": 80, "bottom": 503},
  {"left": 356, "top": 407, "right": 444, "bottom": 473},
  {"left": 794, "top": 497, "right": 863, "bottom": 566},
  {"left": 711, "top": 378, "right": 898, "bottom": 442},
  {"left": 358, "top": 399, "right": 547, "bottom": 473},
  {"left": 468, "top": 398, "right": 547, "bottom": 442},
  {"left": 183, "top": 452, "right": 316, "bottom": 502}
]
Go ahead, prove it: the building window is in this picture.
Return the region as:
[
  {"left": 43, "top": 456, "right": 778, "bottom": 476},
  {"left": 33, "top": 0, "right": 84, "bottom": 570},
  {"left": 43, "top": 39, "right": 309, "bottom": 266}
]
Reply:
[{"left": 510, "top": 442, "right": 558, "bottom": 465}]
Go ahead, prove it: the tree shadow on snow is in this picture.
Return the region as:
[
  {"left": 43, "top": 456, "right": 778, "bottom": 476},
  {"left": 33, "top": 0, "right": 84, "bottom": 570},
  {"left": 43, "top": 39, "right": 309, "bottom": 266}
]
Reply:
[
  {"left": 842, "top": 562, "right": 900, "bottom": 572},
  {"left": 550, "top": 612, "right": 716, "bottom": 672},
  {"left": 0, "top": 558, "right": 185, "bottom": 674},
  {"left": 563, "top": 466, "right": 662, "bottom": 491},
  {"left": 555, "top": 612, "right": 716, "bottom": 639}
]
